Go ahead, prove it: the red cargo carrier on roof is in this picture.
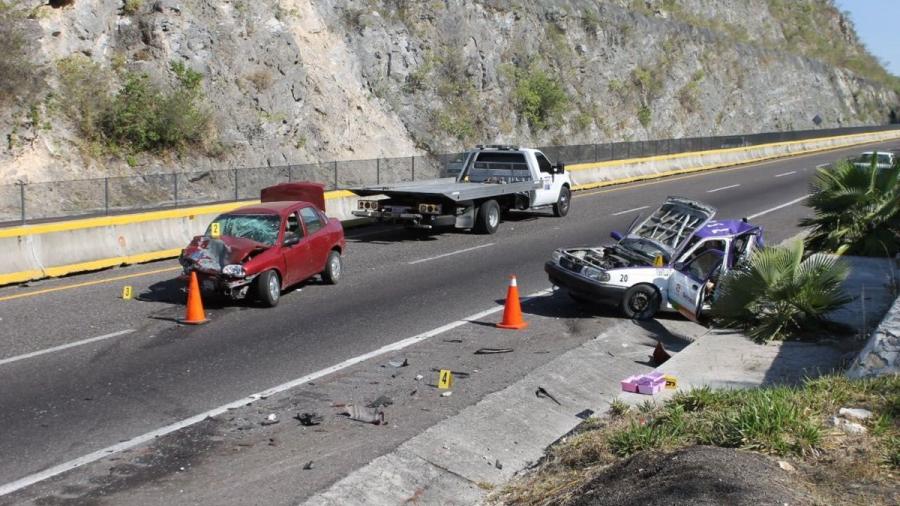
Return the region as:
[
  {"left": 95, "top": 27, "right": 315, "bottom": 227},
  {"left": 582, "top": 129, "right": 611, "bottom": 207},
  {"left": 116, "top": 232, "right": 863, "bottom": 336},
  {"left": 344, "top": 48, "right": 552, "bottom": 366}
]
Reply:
[{"left": 260, "top": 182, "right": 326, "bottom": 212}]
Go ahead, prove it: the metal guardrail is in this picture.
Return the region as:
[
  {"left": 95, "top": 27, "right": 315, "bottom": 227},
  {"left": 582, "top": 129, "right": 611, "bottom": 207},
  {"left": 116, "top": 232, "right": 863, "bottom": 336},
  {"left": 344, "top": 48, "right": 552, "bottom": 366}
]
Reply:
[{"left": 2, "top": 124, "right": 898, "bottom": 225}]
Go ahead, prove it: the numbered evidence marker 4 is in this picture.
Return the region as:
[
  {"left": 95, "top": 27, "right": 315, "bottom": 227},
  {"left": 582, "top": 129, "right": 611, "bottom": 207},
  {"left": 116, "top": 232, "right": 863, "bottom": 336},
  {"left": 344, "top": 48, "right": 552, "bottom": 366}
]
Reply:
[
  {"left": 122, "top": 285, "right": 133, "bottom": 300},
  {"left": 438, "top": 369, "right": 454, "bottom": 389}
]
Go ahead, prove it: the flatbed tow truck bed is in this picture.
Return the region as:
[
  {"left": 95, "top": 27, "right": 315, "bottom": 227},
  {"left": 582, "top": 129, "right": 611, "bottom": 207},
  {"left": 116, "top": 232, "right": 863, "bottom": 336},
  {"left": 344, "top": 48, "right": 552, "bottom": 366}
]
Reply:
[{"left": 349, "top": 178, "right": 540, "bottom": 202}]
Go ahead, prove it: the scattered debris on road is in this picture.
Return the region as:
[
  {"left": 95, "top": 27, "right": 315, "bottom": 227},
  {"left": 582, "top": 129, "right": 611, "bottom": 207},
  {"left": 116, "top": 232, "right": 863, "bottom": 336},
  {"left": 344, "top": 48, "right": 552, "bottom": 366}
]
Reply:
[
  {"left": 261, "top": 413, "right": 279, "bottom": 426},
  {"left": 440, "top": 391, "right": 453, "bottom": 397},
  {"left": 414, "top": 374, "right": 424, "bottom": 381},
  {"left": 474, "top": 347, "right": 514, "bottom": 355},
  {"left": 367, "top": 395, "right": 394, "bottom": 408},
  {"left": 336, "top": 404, "right": 385, "bottom": 425},
  {"left": 651, "top": 341, "right": 671, "bottom": 365},
  {"left": 535, "top": 386, "right": 561, "bottom": 405},
  {"left": 575, "top": 409, "right": 594, "bottom": 420},
  {"left": 303, "top": 460, "right": 314, "bottom": 470},
  {"left": 294, "top": 412, "right": 323, "bottom": 426},
  {"left": 387, "top": 357, "right": 409, "bottom": 368}
]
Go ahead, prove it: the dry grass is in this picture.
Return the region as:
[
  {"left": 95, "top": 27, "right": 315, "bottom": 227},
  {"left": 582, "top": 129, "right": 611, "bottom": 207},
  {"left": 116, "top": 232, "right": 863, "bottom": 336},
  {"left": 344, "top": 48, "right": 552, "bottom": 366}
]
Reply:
[{"left": 495, "top": 375, "right": 900, "bottom": 506}]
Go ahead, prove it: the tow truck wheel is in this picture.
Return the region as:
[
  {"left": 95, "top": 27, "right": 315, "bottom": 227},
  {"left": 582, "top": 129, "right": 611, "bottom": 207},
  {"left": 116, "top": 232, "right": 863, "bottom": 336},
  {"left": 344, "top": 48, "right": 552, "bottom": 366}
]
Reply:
[
  {"left": 475, "top": 199, "right": 500, "bottom": 234},
  {"left": 553, "top": 185, "right": 571, "bottom": 217},
  {"left": 621, "top": 284, "right": 660, "bottom": 320},
  {"left": 322, "top": 250, "right": 342, "bottom": 284},
  {"left": 257, "top": 269, "right": 281, "bottom": 307}
]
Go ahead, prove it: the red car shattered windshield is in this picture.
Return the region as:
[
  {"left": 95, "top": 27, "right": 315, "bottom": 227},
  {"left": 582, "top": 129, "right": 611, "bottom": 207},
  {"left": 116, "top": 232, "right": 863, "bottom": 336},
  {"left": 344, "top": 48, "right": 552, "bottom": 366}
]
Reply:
[{"left": 208, "top": 214, "right": 281, "bottom": 246}]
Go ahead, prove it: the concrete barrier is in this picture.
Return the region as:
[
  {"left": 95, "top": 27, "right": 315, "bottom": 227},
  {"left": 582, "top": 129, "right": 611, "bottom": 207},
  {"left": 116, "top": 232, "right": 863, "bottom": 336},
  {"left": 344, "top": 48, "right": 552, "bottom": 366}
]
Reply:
[{"left": 2, "top": 130, "right": 899, "bottom": 287}]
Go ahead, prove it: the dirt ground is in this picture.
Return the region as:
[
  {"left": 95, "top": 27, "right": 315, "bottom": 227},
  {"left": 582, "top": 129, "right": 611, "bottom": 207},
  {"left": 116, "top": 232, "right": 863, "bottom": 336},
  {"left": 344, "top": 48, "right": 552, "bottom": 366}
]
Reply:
[{"left": 569, "top": 446, "right": 813, "bottom": 506}]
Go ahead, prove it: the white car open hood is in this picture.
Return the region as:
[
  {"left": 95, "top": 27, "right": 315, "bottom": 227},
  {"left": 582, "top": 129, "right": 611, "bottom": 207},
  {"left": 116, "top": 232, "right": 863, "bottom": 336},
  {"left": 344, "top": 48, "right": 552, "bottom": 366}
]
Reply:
[{"left": 624, "top": 196, "right": 717, "bottom": 257}]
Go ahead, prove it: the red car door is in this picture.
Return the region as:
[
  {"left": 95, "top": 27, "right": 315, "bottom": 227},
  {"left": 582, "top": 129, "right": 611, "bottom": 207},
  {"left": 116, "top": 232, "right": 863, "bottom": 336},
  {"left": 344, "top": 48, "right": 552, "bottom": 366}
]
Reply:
[
  {"left": 299, "top": 206, "right": 330, "bottom": 276},
  {"left": 280, "top": 210, "right": 312, "bottom": 286}
]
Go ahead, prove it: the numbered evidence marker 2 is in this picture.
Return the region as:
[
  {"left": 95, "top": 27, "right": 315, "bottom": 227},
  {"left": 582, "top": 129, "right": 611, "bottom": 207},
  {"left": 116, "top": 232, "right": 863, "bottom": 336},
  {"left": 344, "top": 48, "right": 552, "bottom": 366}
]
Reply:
[
  {"left": 210, "top": 222, "right": 221, "bottom": 238},
  {"left": 438, "top": 369, "right": 454, "bottom": 389},
  {"left": 122, "top": 285, "right": 133, "bottom": 300}
]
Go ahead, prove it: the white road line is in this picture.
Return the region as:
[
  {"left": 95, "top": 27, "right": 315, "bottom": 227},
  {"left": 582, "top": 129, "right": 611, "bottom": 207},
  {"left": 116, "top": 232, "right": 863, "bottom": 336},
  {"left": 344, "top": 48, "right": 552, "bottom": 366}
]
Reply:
[
  {"left": 746, "top": 195, "right": 810, "bottom": 220},
  {"left": 0, "top": 329, "right": 135, "bottom": 367},
  {"left": 0, "top": 288, "right": 553, "bottom": 498},
  {"left": 612, "top": 206, "right": 649, "bottom": 216},
  {"left": 774, "top": 171, "right": 797, "bottom": 178},
  {"left": 706, "top": 184, "right": 741, "bottom": 193},
  {"left": 407, "top": 243, "right": 495, "bottom": 265}
]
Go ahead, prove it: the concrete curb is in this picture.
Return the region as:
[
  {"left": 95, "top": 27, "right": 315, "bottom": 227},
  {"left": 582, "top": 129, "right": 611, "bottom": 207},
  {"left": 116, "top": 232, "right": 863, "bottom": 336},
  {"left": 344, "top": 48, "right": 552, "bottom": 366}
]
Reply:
[{"left": 2, "top": 130, "right": 898, "bottom": 286}]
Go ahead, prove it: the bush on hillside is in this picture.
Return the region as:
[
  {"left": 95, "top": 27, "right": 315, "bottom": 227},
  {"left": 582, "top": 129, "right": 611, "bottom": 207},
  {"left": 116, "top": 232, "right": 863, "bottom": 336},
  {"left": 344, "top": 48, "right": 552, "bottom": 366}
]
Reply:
[{"left": 58, "top": 57, "right": 215, "bottom": 154}]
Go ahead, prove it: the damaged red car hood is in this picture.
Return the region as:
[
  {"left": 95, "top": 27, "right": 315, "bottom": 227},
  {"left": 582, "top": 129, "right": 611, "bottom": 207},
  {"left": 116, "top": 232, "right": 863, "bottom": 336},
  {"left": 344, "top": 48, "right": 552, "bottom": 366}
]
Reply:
[{"left": 182, "top": 235, "right": 270, "bottom": 272}]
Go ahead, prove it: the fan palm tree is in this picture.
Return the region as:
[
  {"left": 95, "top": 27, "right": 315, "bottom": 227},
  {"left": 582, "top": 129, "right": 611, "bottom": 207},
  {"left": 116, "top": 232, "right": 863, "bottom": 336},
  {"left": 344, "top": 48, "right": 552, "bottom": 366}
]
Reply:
[
  {"left": 711, "top": 241, "right": 850, "bottom": 342},
  {"left": 800, "top": 155, "right": 900, "bottom": 257}
]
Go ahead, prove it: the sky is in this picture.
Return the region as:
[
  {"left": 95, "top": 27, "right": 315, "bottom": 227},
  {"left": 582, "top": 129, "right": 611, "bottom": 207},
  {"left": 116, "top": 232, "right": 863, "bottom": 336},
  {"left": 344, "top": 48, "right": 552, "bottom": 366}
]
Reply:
[{"left": 834, "top": 0, "right": 900, "bottom": 76}]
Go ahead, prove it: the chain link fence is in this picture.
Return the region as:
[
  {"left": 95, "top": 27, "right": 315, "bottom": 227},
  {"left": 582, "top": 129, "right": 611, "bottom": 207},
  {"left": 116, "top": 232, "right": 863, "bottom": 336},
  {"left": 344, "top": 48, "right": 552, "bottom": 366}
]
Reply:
[{"left": 2, "top": 125, "right": 898, "bottom": 225}]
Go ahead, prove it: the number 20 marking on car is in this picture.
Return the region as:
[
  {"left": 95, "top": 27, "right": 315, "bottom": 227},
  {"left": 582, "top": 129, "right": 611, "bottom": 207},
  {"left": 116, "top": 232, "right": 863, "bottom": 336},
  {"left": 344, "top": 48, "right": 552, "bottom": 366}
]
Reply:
[{"left": 619, "top": 274, "right": 628, "bottom": 283}]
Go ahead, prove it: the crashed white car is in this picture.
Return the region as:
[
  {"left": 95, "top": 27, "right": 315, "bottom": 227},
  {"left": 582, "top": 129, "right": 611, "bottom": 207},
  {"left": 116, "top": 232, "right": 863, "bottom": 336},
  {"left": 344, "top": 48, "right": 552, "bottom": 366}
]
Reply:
[{"left": 545, "top": 196, "right": 764, "bottom": 320}]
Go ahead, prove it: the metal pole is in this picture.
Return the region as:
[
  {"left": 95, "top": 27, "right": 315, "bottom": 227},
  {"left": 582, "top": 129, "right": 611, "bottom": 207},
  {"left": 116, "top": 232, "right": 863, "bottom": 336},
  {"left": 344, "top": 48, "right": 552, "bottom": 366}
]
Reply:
[
  {"left": 333, "top": 161, "right": 338, "bottom": 189},
  {"left": 287, "top": 165, "right": 293, "bottom": 182},
  {"left": 411, "top": 156, "right": 415, "bottom": 181},
  {"left": 233, "top": 169, "right": 239, "bottom": 200},
  {"left": 173, "top": 173, "right": 179, "bottom": 206},
  {"left": 376, "top": 158, "right": 381, "bottom": 185},
  {"left": 18, "top": 182, "right": 25, "bottom": 224},
  {"left": 104, "top": 177, "right": 109, "bottom": 215}
]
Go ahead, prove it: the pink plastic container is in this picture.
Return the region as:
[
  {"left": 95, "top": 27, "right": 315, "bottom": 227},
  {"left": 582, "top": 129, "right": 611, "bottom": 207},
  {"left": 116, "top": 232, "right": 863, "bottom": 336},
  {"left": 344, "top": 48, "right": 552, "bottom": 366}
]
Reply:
[{"left": 620, "top": 375, "right": 642, "bottom": 393}]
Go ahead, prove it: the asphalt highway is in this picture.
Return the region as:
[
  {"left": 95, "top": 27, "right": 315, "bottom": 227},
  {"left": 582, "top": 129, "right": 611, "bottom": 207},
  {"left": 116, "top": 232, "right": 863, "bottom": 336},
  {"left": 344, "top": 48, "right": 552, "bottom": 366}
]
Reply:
[{"left": 0, "top": 140, "right": 896, "bottom": 497}]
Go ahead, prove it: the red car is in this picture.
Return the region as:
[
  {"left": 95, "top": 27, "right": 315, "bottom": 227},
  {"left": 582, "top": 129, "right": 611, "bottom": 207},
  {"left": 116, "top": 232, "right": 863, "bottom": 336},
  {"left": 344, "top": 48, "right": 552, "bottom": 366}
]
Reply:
[{"left": 179, "top": 183, "right": 346, "bottom": 307}]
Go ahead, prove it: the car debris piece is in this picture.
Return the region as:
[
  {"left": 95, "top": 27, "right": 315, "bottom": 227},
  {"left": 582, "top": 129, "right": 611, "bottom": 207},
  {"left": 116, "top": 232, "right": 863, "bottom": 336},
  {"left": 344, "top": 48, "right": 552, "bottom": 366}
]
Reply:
[
  {"left": 388, "top": 357, "right": 409, "bottom": 368},
  {"left": 336, "top": 405, "right": 385, "bottom": 425},
  {"left": 367, "top": 395, "right": 394, "bottom": 408},
  {"left": 415, "top": 374, "right": 424, "bottom": 381},
  {"left": 535, "top": 386, "right": 562, "bottom": 405},
  {"left": 303, "top": 460, "right": 314, "bottom": 470},
  {"left": 495, "top": 459, "right": 503, "bottom": 470},
  {"left": 575, "top": 409, "right": 595, "bottom": 420},
  {"left": 442, "top": 338, "right": 464, "bottom": 343},
  {"left": 430, "top": 368, "right": 471, "bottom": 378},
  {"left": 651, "top": 341, "right": 671, "bottom": 365},
  {"left": 474, "top": 347, "right": 514, "bottom": 355},
  {"left": 261, "top": 413, "right": 279, "bottom": 426},
  {"left": 294, "top": 412, "right": 323, "bottom": 426},
  {"left": 440, "top": 391, "right": 453, "bottom": 397}
]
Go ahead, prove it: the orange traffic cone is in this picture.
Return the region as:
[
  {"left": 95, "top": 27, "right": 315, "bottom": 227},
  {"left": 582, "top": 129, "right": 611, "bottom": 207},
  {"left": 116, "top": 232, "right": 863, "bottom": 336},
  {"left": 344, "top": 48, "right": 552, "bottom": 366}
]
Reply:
[
  {"left": 497, "top": 275, "right": 528, "bottom": 330},
  {"left": 180, "top": 271, "right": 208, "bottom": 325}
]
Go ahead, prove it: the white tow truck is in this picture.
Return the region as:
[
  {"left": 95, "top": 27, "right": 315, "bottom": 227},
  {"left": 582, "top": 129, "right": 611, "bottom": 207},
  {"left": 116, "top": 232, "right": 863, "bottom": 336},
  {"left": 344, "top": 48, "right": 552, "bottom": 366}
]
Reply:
[{"left": 350, "top": 145, "right": 572, "bottom": 234}]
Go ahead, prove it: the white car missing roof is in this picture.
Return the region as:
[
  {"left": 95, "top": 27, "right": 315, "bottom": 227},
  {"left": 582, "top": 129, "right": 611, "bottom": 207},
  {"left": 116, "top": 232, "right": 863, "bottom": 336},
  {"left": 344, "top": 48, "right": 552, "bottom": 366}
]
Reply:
[{"left": 545, "top": 196, "right": 764, "bottom": 320}]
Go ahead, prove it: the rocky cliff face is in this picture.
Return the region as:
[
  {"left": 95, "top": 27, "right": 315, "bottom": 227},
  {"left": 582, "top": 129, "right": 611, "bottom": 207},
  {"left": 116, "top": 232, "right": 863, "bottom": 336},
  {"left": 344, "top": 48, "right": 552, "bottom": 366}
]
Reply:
[{"left": 0, "top": 0, "right": 897, "bottom": 184}]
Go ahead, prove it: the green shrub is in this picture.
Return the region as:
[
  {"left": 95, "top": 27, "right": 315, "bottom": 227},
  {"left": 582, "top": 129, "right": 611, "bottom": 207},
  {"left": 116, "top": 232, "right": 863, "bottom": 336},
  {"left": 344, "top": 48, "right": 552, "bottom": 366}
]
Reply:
[
  {"left": 0, "top": 3, "right": 43, "bottom": 108},
  {"left": 57, "top": 55, "right": 114, "bottom": 140},
  {"left": 511, "top": 63, "right": 569, "bottom": 130},
  {"left": 122, "top": 0, "right": 143, "bottom": 15},
  {"left": 801, "top": 159, "right": 900, "bottom": 257},
  {"left": 58, "top": 58, "right": 214, "bottom": 154},
  {"left": 711, "top": 241, "right": 851, "bottom": 342},
  {"left": 637, "top": 105, "right": 651, "bottom": 127}
]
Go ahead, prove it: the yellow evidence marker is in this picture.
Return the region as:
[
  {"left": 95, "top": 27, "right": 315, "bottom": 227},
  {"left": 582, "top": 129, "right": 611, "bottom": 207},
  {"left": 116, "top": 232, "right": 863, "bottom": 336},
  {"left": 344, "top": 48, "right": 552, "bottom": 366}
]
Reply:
[
  {"left": 210, "top": 222, "right": 221, "bottom": 238},
  {"left": 664, "top": 374, "right": 678, "bottom": 390},
  {"left": 438, "top": 369, "right": 454, "bottom": 389},
  {"left": 653, "top": 254, "right": 665, "bottom": 267},
  {"left": 122, "top": 285, "right": 133, "bottom": 300}
]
